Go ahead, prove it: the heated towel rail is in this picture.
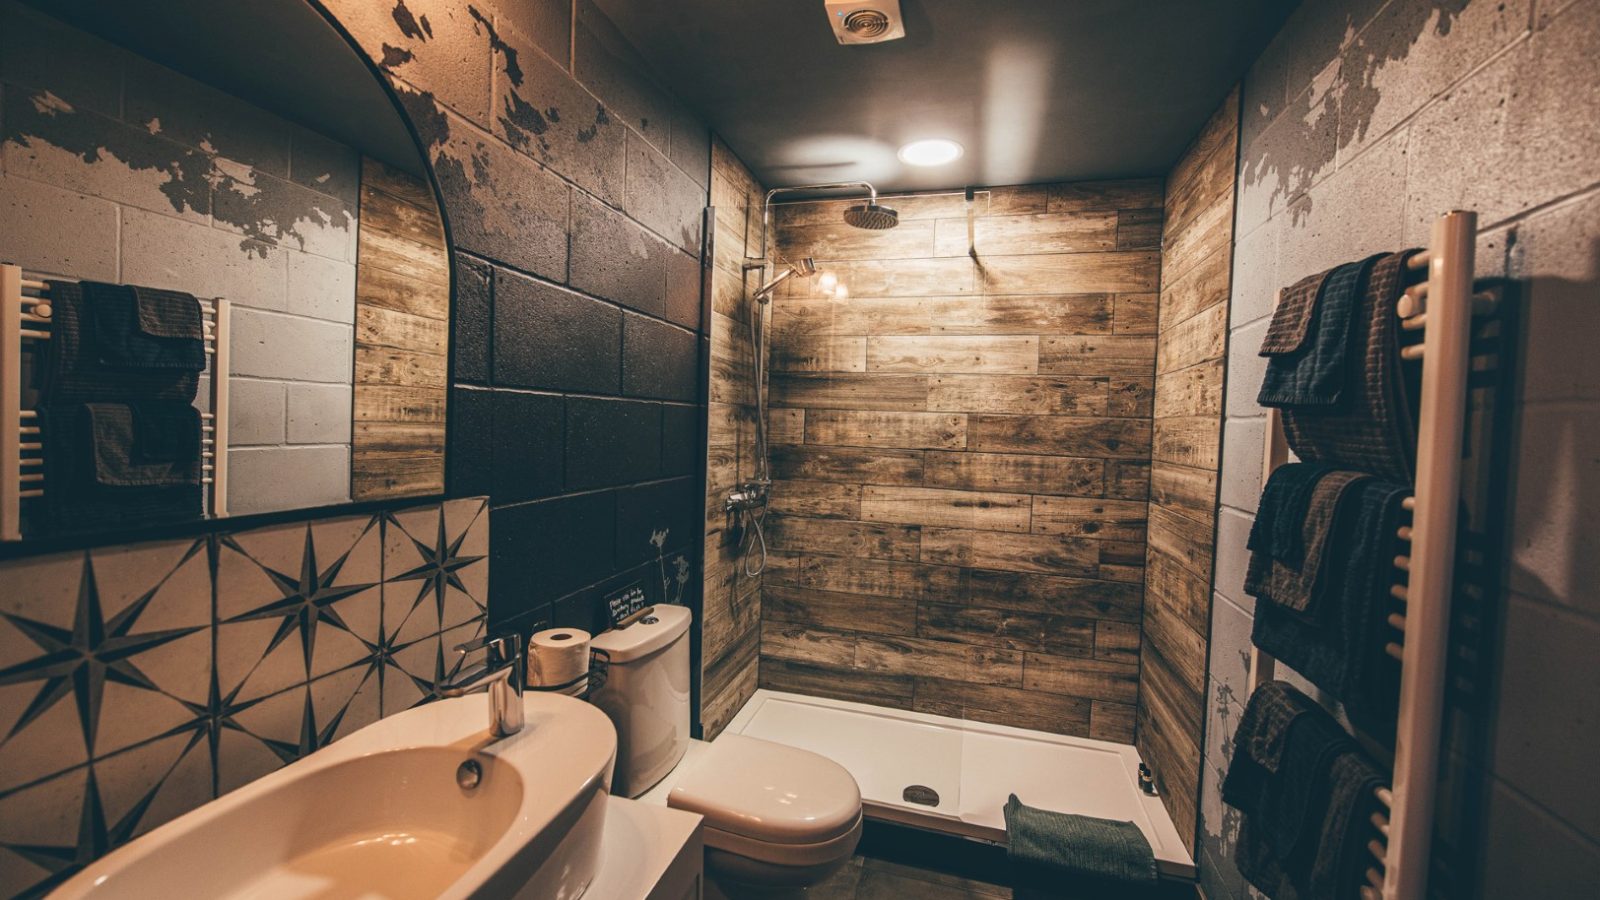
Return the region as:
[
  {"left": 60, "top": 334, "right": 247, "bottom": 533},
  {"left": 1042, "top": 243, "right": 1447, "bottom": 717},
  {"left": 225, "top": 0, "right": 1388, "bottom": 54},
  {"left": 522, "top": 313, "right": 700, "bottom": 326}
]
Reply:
[
  {"left": 1248, "top": 210, "right": 1493, "bottom": 900},
  {"left": 0, "top": 263, "right": 231, "bottom": 540}
]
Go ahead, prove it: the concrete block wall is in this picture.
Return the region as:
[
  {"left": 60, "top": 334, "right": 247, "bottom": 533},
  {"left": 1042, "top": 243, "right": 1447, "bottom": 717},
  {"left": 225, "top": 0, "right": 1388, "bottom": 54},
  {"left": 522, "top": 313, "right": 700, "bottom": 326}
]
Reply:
[
  {"left": 0, "top": 0, "right": 361, "bottom": 516},
  {"left": 320, "top": 0, "right": 713, "bottom": 660},
  {"left": 1203, "top": 1, "right": 1600, "bottom": 897}
]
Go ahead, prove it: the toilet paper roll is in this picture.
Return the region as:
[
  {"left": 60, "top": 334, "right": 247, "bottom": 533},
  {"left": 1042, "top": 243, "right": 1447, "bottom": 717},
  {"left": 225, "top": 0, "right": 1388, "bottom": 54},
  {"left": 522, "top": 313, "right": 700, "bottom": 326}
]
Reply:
[{"left": 528, "top": 627, "right": 591, "bottom": 688}]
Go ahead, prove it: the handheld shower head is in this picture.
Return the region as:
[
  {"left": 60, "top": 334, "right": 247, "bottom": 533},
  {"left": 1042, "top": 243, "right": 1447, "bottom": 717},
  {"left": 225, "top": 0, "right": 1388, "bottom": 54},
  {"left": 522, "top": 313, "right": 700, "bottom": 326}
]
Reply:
[
  {"left": 844, "top": 202, "right": 899, "bottom": 230},
  {"left": 753, "top": 257, "right": 817, "bottom": 301}
]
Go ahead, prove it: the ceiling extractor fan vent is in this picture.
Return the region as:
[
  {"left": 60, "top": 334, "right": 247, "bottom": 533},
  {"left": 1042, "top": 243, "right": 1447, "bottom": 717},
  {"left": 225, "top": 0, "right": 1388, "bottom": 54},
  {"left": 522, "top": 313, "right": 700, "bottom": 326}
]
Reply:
[
  {"left": 843, "top": 9, "right": 890, "bottom": 37},
  {"left": 825, "top": 0, "right": 906, "bottom": 45}
]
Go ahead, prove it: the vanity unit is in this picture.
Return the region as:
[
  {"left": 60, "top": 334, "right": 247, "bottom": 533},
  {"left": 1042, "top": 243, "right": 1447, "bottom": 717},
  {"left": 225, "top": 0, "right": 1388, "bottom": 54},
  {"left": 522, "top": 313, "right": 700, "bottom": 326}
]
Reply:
[{"left": 47, "top": 687, "right": 713, "bottom": 899}]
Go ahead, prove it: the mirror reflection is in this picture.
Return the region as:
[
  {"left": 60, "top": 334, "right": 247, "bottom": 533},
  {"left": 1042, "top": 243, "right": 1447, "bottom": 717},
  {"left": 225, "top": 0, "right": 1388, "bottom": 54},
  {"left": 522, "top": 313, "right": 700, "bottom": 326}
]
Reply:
[{"left": 0, "top": 0, "right": 450, "bottom": 541}]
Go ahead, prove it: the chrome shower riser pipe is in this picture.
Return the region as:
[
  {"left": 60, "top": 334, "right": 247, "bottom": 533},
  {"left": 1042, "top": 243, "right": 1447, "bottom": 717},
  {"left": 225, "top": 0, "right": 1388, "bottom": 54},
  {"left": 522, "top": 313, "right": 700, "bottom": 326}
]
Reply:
[{"left": 750, "top": 181, "right": 881, "bottom": 266}]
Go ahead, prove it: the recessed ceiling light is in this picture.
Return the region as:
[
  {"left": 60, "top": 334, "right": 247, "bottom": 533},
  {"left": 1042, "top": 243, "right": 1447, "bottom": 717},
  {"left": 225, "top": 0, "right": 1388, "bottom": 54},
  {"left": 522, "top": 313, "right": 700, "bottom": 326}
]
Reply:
[{"left": 898, "top": 138, "right": 963, "bottom": 167}]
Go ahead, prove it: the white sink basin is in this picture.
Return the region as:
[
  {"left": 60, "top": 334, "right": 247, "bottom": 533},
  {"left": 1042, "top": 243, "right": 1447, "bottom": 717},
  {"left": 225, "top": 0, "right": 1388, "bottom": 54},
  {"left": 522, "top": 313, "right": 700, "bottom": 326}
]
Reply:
[{"left": 54, "top": 693, "right": 617, "bottom": 900}]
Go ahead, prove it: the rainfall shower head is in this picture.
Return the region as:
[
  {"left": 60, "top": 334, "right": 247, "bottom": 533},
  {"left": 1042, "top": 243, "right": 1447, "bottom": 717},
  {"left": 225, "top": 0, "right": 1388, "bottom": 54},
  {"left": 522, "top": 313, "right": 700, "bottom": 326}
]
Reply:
[
  {"left": 844, "top": 201, "right": 900, "bottom": 230},
  {"left": 752, "top": 181, "right": 894, "bottom": 267}
]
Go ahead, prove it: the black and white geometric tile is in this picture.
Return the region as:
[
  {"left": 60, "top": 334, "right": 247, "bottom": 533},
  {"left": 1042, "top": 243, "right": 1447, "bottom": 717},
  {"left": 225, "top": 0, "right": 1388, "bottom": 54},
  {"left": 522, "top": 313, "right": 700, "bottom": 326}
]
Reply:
[
  {"left": 380, "top": 499, "right": 489, "bottom": 715},
  {"left": 0, "top": 539, "right": 211, "bottom": 898},
  {"left": 0, "top": 497, "right": 489, "bottom": 899}
]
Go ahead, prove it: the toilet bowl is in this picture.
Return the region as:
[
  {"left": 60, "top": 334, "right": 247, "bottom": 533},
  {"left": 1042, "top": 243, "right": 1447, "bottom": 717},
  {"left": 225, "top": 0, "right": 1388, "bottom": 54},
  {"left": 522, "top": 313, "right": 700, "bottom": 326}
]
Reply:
[
  {"left": 589, "top": 606, "right": 862, "bottom": 894},
  {"left": 667, "top": 734, "right": 862, "bottom": 891}
]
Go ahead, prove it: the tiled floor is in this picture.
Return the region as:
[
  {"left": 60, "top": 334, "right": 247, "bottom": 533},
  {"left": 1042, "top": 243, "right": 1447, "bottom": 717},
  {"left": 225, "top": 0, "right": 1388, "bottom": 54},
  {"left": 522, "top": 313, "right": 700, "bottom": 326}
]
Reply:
[{"left": 810, "top": 856, "right": 1012, "bottom": 899}]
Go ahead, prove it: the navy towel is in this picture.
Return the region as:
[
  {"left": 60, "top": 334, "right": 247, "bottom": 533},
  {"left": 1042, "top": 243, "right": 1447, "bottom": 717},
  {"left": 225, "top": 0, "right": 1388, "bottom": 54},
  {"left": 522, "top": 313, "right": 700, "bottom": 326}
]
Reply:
[
  {"left": 42, "top": 404, "right": 204, "bottom": 533},
  {"left": 42, "top": 281, "right": 201, "bottom": 403},
  {"left": 1281, "top": 251, "right": 1423, "bottom": 482},
  {"left": 84, "top": 281, "right": 206, "bottom": 371},
  {"left": 1224, "top": 681, "right": 1387, "bottom": 900},
  {"left": 1248, "top": 462, "right": 1333, "bottom": 566},
  {"left": 1251, "top": 478, "right": 1409, "bottom": 736},
  {"left": 1246, "top": 464, "right": 1371, "bottom": 618},
  {"left": 1258, "top": 255, "right": 1382, "bottom": 409}
]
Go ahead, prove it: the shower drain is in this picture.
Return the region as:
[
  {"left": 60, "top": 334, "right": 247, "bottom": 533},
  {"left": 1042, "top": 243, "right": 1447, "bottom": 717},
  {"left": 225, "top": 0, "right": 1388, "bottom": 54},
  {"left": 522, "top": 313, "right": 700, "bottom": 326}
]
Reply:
[{"left": 902, "top": 784, "right": 940, "bottom": 807}]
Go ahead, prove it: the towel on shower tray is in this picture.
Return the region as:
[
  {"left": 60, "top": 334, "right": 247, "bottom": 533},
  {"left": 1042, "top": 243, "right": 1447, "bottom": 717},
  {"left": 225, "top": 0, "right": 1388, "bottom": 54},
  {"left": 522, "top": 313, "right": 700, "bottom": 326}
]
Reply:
[{"left": 1003, "top": 793, "right": 1158, "bottom": 894}]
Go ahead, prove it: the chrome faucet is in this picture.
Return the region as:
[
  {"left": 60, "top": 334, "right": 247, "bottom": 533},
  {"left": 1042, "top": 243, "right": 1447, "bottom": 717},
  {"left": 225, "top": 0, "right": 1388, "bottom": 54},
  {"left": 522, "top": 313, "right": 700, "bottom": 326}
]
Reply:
[{"left": 437, "top": 633, "right": 525, "bottom": 738}]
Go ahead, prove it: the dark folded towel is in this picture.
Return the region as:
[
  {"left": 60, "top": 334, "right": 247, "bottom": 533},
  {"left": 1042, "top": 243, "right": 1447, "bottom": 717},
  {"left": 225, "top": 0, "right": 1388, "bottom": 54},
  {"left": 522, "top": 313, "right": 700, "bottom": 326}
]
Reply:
[
  {"left": 1224, "top": 680, "right": 1319, "bottom": 786},
  {"left": 1247, "top": 468, "right": 1370, "bottom": 616},
  {"left": 42, "top": 281, "right": 201, "bottom": 403},
  {"left": 1003, "top": 794, "right": 1158, "bottom": 886},
  {"left": 1248, "top": 462, "right": 1332, "bottom": 567},
  {"left": 1260, "top": 269, "right": 1330, "bottom": 356},
  {"left": 84, "top": 281, "right": 206, "bottom": 371},
  {"left": 1314, "top": 748, "right": 1387, "bottom": 898},
  {"left": 84, "top": 403, "right": 202, "bottom": 487},
  {"left": 42, "top": 404, "right": 203, "bottom": 532},
  {"left": 133, "top": 285, "right": 204, "bottom": 339},
  {"left": 1291, "top": 471, "right": 1368, "bottom": 606},
  {"left": 1262, "top": 707, "right": 1350, "bottom": 873},
  {"left": 1282, "top": 250, "right": 1422, "bottom": 482},
  {"left": 1252, "top": 478, "right": 1408, "bottom": 735},
  {"left": 1259, "top": 256, "right": 1381, "bottom": 409},
  {"left": 130, "top": 401, "right": 202, "bottom": 465},
  {"left": 1223, "top": 683, "right": 1308, "bottom": 900},
  {"left": 1224, "top": 682, "right": 1387, "bottom": 900}
]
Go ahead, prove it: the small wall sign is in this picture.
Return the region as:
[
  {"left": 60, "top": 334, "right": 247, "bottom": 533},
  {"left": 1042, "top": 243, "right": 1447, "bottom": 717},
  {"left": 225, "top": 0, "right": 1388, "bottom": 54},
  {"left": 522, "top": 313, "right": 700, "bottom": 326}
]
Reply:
[{"left": 605, "top": 581, "right": 648, "bottom": 627}]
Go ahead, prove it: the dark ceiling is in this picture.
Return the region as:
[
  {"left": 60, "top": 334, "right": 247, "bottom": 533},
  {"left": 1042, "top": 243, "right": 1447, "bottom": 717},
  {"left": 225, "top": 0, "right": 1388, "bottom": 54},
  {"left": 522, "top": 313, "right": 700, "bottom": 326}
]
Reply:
[{"left": 596, "top": 0, "right": 1297, "bottom": 193}]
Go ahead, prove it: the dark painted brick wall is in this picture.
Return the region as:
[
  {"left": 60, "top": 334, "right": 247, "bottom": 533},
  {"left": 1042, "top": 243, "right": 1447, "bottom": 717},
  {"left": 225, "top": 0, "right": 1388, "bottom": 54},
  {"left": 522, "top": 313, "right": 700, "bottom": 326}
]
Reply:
[{"left": 329, "top": 0, "right": 709, "bottom": 640}]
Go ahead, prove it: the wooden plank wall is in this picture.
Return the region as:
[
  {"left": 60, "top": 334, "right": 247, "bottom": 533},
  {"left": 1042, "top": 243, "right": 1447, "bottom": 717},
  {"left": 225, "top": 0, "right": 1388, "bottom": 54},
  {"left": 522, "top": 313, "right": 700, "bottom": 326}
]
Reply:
[
  {"left": 700, "top": 139, "right": 765, "bottom": 737},
  {"left": 351, "top": 158, "right": 450, "bottom": 499},
  {"left": 1137, "top": 87, "right": 1240, "bottom": 852},
  {"left": 760, "top": 182, "right": 1163, "bottom": 741}
]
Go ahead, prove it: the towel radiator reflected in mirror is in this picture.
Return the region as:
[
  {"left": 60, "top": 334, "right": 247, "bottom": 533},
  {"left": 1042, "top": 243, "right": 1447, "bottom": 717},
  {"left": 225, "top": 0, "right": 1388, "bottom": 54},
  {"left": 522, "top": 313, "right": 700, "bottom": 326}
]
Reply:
[{"left": 0, "top": 263, "right": 230, "bottom": 540}]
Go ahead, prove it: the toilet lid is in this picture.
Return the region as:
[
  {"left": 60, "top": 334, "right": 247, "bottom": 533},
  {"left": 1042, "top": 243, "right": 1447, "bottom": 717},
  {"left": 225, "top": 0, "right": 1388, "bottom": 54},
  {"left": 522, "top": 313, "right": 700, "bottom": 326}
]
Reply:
[{"left": 667, "top": 735, "right": 861, "bottom": 845}]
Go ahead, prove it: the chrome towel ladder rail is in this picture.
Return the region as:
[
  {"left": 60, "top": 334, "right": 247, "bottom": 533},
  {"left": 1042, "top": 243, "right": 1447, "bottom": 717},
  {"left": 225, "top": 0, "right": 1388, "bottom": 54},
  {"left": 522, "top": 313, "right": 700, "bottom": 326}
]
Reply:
[{"left": 1249, "top": 211, "right": 1494, "bottom": 900}]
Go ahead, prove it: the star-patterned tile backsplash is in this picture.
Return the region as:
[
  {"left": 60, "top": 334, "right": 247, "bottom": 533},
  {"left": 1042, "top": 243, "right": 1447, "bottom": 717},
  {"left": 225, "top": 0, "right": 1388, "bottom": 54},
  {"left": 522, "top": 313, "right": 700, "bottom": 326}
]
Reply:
[{"left": 0, "top": 497, "right": 489, "bottom": 899}]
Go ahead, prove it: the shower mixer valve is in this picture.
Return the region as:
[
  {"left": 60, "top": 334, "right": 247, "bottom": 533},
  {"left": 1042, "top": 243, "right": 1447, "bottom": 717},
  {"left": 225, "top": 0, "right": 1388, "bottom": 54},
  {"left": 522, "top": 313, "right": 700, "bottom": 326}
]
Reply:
[{"left": 725, "top": 481, "right": 770, "bottom": 512}]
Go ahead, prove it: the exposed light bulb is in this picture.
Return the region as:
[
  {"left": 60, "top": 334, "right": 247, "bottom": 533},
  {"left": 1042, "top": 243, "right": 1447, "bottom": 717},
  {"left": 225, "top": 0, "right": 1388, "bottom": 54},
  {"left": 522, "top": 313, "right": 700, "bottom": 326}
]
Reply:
[
  {"left": 817, "top": 271, "right": 838, "bottom": 291},
  {"left": 897, "top": 138, "right": 964, "bottom": 167}
]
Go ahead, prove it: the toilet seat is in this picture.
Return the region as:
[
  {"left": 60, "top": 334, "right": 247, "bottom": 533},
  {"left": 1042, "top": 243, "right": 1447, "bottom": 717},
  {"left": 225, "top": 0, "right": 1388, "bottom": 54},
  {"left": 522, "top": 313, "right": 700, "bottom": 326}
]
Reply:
[
  {"left": 667, "top": 734, "right": 863, "bottom": 867},
  {"left": 701, "top": 814, "right": 864, "bottom": 868}
]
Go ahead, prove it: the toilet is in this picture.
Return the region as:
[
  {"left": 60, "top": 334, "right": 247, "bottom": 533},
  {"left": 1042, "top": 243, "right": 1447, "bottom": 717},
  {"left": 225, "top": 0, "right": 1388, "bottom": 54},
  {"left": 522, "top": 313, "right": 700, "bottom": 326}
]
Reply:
[{"left": 589, "top": 605, "right": 863, "bottom": 894}]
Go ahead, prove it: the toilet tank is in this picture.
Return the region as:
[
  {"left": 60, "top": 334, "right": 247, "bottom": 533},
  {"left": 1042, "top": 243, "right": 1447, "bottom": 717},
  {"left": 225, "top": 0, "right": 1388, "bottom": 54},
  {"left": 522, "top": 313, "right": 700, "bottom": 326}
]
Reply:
[{"left": 588, "top": 605, "right": 693, "bottom": 798}]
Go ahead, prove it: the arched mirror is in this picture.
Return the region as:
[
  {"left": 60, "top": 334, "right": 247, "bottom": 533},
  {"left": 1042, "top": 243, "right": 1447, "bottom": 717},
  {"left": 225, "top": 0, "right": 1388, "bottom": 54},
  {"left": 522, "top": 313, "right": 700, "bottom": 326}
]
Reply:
[{"left": 0, "top": 0, "right": 450, "bottom": 545}]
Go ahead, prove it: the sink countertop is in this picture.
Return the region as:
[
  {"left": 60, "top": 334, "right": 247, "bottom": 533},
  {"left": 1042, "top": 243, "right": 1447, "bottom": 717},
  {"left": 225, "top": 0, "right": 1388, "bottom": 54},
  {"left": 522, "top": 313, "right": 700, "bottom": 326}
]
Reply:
[
  {"left": 53, "top": 693, "right": 618, "bottom": 900},
  {"left": 586, "top": 797, "right": 705, "bottom": 900}
]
